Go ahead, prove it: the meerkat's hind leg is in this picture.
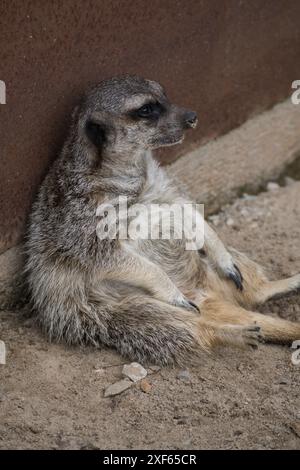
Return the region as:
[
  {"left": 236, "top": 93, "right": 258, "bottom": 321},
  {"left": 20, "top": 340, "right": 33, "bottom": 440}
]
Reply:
[
  {"left": 222, "top": 248, "right": 300, "bottom": 307},
  {"left": 85, "top": 294, "right": 263, "bottom": 364},
  {"left": 255, "top": 273, "right": 300, "bottom": 304},
  {"left": 199, "top": 296, "right": 300, "bottom": 345}
]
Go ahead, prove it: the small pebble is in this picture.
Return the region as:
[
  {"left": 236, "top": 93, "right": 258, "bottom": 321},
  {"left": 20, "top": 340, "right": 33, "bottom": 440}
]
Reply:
[
  {"left": 240, "top": 208, "right": 250, "bottom": 217},
  {"left": 104, "top": 379, "right": 133, "bottom": 397},
  {"left": 267, "top": 182, "right": 280, "bottom": 192},
  {"left": 242, "top": 193, "right": 257, "bottom": 201},
  {"left": 177, "top": 369, "right": 191, "bottom": 382},
  {"left": 175, "top": 416, "right": 189, "bottom": 425},
  {"left": 140, "top": 379, "right": 152, "bottom": 393},
  {"left": 122, "top": 362, "right": 147, "bottom": 382},
  {"left": 209, "top": 215, "right": 220, "bottom": 227},
  {"left": 284, "top": 176, "right": 296, "bottom": 186},
  {"left": 226, "top": 218, "right": 235, "bottom": 227},
  {"left": 277, "top": 377, "right": 289, "bottom": 385}
]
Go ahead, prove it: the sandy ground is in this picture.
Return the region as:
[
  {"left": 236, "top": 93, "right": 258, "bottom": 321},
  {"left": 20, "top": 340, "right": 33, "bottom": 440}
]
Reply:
[{"left": 0, "top": 181, "right": 300, "bottom": 450}]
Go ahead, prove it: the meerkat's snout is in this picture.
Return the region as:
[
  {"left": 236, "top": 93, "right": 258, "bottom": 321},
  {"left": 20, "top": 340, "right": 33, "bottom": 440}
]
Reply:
[{"left": 183, "top": 110, "right": 198, "bottom": 129}]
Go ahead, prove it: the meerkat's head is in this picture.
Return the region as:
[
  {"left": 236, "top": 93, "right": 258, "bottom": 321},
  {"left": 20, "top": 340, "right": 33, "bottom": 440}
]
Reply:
[{"left": 75, "top": 76, "right": 197, "bottom": 162}]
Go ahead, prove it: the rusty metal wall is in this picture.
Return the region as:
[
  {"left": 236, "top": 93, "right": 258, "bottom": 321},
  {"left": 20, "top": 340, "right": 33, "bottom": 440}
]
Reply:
[{"left": 0, "top": 0, "right": 300, "bottom": 253}]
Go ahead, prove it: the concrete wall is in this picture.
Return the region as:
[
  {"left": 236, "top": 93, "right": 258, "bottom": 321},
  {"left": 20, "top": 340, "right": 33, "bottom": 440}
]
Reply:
[{"left": 0, "top": 0, "right": 300, "bottom": 253}]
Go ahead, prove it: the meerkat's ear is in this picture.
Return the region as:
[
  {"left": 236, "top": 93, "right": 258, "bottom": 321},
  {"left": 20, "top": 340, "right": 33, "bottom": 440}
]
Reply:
[
  {"left": 71, "top": 105, "right": 80, "bottom": 121},
  {"left": 85, "top": 118, "right": 106, "bottom": 148}
]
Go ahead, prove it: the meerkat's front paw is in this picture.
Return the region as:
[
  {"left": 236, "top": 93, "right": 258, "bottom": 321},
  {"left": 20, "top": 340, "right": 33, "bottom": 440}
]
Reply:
[
  {"left": 173, "top": 294, "right": 200, "bottom": 313},
  {"left": 217, "top": 254, "right": 244, "bottom": 291},
  {"left": 226, "top": 263, "right": 243, "bottom": 291}
]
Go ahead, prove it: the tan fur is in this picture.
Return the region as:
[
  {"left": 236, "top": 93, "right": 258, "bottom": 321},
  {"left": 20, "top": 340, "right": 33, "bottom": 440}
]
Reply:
[{"left": 192, "top": 248, "right": 300, "bottom": 344}]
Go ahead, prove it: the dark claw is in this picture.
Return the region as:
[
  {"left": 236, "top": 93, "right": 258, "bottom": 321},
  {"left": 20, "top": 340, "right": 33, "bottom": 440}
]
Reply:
[
  {"left": 188, "top": 300, "right": 200, "bottom": 313},
  {"left": 198, "top": 248, "right": 206, "bottom": 256},
  {"left": 228, "top": 264, "right": 243, "bottom": 291},
  {"left": 248, "top": 325, "right": 260, "bottom": 332},
  {"left": 234, "top": 264, "right": 243, "bottom": 283}
]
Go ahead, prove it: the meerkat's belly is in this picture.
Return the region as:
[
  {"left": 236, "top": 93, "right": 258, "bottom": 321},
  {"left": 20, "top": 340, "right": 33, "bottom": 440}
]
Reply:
[
  {"left": 127, "top": 232, "right": 204, "bottom": 293},
  {"left": 122, "top": 158, "right": 206, "bottom": 290}
]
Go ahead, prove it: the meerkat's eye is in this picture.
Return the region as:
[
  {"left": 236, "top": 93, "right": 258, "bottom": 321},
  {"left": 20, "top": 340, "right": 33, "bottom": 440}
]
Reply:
[
  {"left": 133, "top": 101, "right": 164, "bottom": 120},
  {"left": 137, "top": 103, "right": 154, "bottom": 118}
]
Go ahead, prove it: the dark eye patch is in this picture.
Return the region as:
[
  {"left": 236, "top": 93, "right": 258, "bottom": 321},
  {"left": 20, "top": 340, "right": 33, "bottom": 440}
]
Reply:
[
  {"left": 85, "top": 120, "right": 106, "bottom": 147},
  {"left": 129, "top": 101, "right": 165, "bottom": 121}
]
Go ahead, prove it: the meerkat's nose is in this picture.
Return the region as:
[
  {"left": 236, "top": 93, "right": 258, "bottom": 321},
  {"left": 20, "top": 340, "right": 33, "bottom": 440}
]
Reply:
[{"left": 184, "top": 110, "right": 198, "bottom": 128}]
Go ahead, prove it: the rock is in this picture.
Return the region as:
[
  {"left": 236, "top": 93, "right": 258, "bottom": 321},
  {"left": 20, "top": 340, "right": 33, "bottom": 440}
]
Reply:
[
  {"left": 237, "top": 364, "right": 244, "bottom": 374},
  {"left": 240, "top": 208, "right": 250, "bottom": 217},
  {"left": 28, "top": 425, "right": 42, "bottom": 434},
  {"left": 290, "top": 422, "right": 300, "bottom": 438},
  {"left": 226, "top": 217, "right": 235, "bottom": 227},
  {"left": 122, "top": 362, "right": 147, "bottom": 382},
  {"left": 104, "top": 379, "right": 133, "bottom": 397},
  {"left": 140, "top": 379, "right": 152, "bottom": 393},
  {"left": 175, "top": 416, "right": 189, "bottom": 425},
  {"left": 277, "top": 377, "right": 289, "bottom": 385},
  {"left": 0, "top": 340, "right": 6, "bottom": 365},
  {"left": 284, "top": 176, "right": 296, "bottom": 186},
  {"left": 242, "top": 193, "right": 257, "bottom": 201},
  {"left": 267, "top": 182, "right": 280, "bottom": 192},
  {"left": 176, "top": 369, "right": 191, "bottom": 382},
  {"left": 182, "top": 437, "right": 192, "bottom": 447},
  {"left": 209, "top": 215, "right": 220, "bottom": 227},
  {"left": 80, "top": 442, "right": 101, "bottom": 450},
  {"left": 149, "top": 365, "right": 161, "bottom": 373}
]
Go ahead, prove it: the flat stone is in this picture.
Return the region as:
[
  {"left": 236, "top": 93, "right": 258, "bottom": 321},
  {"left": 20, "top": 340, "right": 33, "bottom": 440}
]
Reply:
[
  {"left": 176, "top": 369, "right": 191, "bottom": 382},
  {"left": 242, "top": 193, "right": 257, "bottom": 201},
  {"left": 122, "top": 362, "right": 147, "bottom": 382},
  {"left": 267, "top": 182, "right": 280, "bottom": 192},
  {"left": 277, "top": 377, "right": 290, "bottom": 385},
  {"left": 104, "top": 379, "right": 132, "bottom": 397}
]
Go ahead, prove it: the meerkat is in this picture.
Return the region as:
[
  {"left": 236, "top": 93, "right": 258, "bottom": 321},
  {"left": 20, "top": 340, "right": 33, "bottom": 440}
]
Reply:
[{"left": 25, "top": 76, "right": 300, "bottom": 365}]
